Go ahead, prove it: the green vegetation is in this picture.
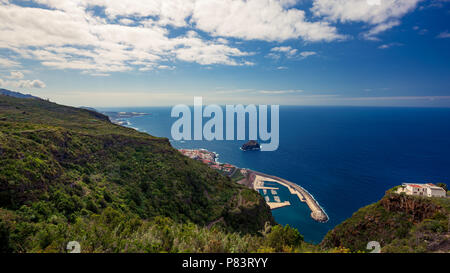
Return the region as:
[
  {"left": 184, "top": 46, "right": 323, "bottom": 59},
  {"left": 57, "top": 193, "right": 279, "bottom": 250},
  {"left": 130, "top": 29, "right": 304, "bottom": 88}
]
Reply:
[
  {"left": 0, "top": 205, "right": 320, "bottom": 253},
  {"left": 1, "top": 204, "right": 327, "bottom": 253},
  {"left": 263, "top": 225, "right": 303, "bottom": 252},
  {"left": 231, "top": 170, "right": 245, "bottom": 182},
  {"left": 321, "top": 191, "right": 450, "bottom": 253},
  {"left": 0, "top": 95, "right": 278, "bottom": 253}
]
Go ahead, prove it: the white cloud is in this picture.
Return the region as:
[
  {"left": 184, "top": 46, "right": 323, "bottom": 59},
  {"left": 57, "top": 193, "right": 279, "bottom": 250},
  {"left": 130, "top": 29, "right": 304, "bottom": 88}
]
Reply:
[
  {"left": 0, "top": 1, "right": 256, "bottom": 74},
  {"left": 269, "top": 47, "right": 317, "bottom": 60},
  {"left": 17, "top": 79, "right": 46, "bottom": 89},
  {"left": 312, "top": 0, "right": 421, "bottom": 25},
  {"left": 214, "top": 89, "right": 254, "bottom": 95},
  {"left": 268, "top": 47, "right": 292, "bottom": 59},
  {"left": 258, "top": 89, "right": 303, "bottom": 95},
  {"left": 192, "top": 0, "right": 344, "bottom": 42},
  {"left": 157, "top": 65, "right": 176, "bottom": 70},
  {"left": 437, "top": 31, "right": 450, "bottom": 38},
  {"left": 36, "top": 90, "right": 196, "bottom": 107},
  {"left": 362, "top": 20, "right": 401, "bottom": 40},
  {"left": 312, "top": 0, "right": 422, "bottom": 40},
  {"left": 0, "top": 57, "right": 20, "bottom": 67},
  {"left": 29, "top": 0, "right": 345, "bottom": 42},
  {"left": 118, "top": 18, "right": 135, "bottom": 26},
  {"left": 342, "top": 96, "right": 450, "bottom": 101},
  {"left": 0, "top": 0, "right": 421, "bottom": 76},
  {"left": 271, "top": 46, "right": 298, "bottom": 58},
  {"left": 83, "top": 0, "right": 196, "bottom": 28},
  {"left": 6, "top": 71, "right": 25, "bottom": 79},
  {"left": 0, "top": 78, "right": 46, "bottom": 89},
  {"left": 299, "top": 51, "right": 317, "bottom": 58},
  {"left": 81, "top": 71, "right": 111, "bottom": 77},
  {"left": 215, "top": 88, "right": 304, "bottom": 95},
  {"left": 174, "top": 31, "right": 252, "bottom": 66},
  {"left": 378, "top": 42, "right": 403, "bottom": 49}
]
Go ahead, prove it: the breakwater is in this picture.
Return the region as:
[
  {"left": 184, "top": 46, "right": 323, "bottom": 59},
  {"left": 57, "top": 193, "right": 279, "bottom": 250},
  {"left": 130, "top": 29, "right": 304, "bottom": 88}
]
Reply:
[{"left": 250, "top": 170, "right": 328, "bottom": 222}]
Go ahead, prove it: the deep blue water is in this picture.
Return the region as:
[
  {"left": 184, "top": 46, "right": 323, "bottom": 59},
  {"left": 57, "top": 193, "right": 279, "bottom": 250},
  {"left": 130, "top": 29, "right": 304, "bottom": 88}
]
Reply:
[{"left": 98, "top": 106, "right": 450, "bottom": 244}]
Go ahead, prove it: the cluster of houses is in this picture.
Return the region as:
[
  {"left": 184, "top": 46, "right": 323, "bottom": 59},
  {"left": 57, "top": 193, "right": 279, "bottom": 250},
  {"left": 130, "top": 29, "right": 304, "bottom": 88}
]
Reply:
[
  {"left": 178, "top": 149, "right": 236, "bottom": 177},
  {"left": 208, "top": 163, "right": 235, "bottom": 176},
  {"left": 397, "top": 183, "right": 447, "bottom": 198},
  {"left": 178, "top": 149, "right": 216, "bottom": 162}
]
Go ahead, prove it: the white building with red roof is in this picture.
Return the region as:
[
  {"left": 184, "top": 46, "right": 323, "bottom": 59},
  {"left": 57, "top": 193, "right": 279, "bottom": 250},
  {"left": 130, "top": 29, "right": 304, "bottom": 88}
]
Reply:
[{"left": 399, "top": 183, "right": 446, "bottom": 198}]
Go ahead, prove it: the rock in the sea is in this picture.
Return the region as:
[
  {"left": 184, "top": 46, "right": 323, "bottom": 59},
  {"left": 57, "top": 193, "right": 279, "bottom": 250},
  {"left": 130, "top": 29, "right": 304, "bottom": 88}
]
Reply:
[{"left": 241, "top": 140, "right": 261, "bottom": 151}]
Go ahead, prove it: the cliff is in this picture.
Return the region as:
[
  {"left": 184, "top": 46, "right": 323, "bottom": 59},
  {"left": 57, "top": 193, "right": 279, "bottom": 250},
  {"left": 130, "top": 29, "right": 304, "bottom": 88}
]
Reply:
[{"left": 321, "top": 191, "right": 450, "bottom": 253}]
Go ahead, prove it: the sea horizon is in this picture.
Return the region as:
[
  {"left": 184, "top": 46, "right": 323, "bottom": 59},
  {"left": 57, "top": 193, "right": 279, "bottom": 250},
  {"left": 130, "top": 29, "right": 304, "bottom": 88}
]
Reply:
[{"left": 95, "top": 104, "right": 450, "bottom": 109}]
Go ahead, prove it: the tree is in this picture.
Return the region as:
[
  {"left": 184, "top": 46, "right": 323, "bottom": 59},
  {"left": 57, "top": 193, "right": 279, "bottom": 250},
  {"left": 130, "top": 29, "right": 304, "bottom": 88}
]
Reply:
[
  {"left": 436, "top": 183, "right": 448, "bottom": 192},
  {"left": 0, "top": 221, "right": 11, "bottom": 253},
  {"left": 265, "top": 225, "right": 303, "bottom": 252}
]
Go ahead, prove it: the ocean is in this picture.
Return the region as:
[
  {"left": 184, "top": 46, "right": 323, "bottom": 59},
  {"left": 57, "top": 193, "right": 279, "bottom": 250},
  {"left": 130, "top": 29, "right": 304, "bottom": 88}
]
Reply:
[{"left": 98, "top": 106, "right": 450, "bottom": 244}]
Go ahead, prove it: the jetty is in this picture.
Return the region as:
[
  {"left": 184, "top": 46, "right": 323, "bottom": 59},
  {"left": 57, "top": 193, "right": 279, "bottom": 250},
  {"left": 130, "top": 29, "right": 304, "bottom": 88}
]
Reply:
[
  {"left": 267, "top": 201, "right": 291, "bottom": 209},
  {"left": 250, "top": 170, "right": 328, "bottom": 222}
]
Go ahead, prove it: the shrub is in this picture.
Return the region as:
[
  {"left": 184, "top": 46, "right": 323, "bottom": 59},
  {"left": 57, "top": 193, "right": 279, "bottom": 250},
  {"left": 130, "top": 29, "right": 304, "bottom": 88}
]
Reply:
[{"left": 264, "top": 225, "right": 303, "bottom": 252}]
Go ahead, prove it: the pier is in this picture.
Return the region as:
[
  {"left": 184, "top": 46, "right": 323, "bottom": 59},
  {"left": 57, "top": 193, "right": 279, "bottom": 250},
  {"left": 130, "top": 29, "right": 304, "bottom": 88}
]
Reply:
[
  {"left": 251, "top": 171, "right": 328, "bottom": 222},
  {"left": 267, "top": 201, "right": 291, "bottom": 210}
]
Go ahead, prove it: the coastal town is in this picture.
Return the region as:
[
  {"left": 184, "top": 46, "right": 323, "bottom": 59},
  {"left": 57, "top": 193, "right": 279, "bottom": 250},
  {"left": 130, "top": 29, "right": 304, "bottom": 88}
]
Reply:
[
  {"left": 178, "top": 148, "right": 329, "bottom": 223},
  {"left": 178, "top": 149, "right": 238, "bottom": 178}
]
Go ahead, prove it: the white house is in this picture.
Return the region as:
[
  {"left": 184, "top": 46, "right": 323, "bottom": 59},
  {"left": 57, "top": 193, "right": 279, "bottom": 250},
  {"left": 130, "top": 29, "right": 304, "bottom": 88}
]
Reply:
[
  {"left": 425, "top": 184, "right": 447, "bottom": 198},
  {"left": 399, "top": 183, "right": 447, "bottom": 198}
]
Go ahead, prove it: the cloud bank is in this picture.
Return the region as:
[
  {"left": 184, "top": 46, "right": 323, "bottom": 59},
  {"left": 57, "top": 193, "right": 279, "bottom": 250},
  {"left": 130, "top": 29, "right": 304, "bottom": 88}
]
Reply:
[{"left": 0, "top": 0, "right": 425, "bottom": 76}]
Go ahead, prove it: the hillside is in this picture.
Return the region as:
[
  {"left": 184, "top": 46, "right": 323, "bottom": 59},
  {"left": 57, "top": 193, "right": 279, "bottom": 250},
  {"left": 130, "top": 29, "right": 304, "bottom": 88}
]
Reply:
[
  {"left": 0, "top": 89, "right": 40, "bottom": 100},
  {"left": 0, "top": 94, "right": 276, "bottom": 252},
  {"left": 321, "top": 190, "right": 450, "bottom": 253}
]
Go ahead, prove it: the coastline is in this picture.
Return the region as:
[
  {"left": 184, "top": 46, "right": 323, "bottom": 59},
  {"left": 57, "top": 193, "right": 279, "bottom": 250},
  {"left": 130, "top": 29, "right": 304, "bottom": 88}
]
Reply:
[
  {"left": 177, "top": 147, "right": 329, "bottom": 223},
  {"left": 108, "top": 116, "right": 329, "bottom": 224}
]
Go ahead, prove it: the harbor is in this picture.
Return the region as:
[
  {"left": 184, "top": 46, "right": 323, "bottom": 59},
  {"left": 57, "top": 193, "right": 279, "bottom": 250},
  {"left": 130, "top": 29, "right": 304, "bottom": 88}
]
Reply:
[
  {"left": 250, "top": 170, "right": 328, "bottom": 223},
  {"left": 178, "top": 148, "right": 329, "bottom": 223}
]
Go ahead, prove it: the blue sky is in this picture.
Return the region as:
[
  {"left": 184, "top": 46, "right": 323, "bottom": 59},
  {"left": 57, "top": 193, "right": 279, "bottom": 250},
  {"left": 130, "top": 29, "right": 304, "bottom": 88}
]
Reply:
[{"left": 0, "top": 0, "right": 449, "bottom": 107}]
